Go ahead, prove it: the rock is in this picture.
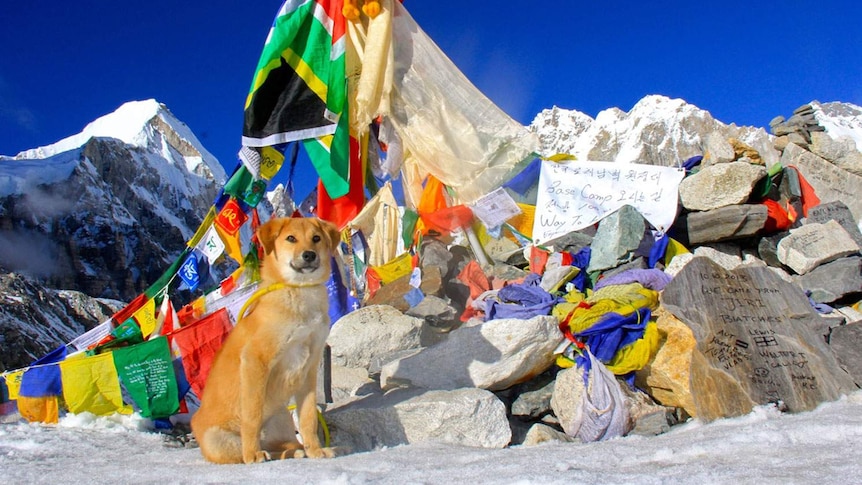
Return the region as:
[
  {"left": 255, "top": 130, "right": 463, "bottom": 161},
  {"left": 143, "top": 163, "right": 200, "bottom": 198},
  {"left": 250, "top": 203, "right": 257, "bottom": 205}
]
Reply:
[
  {"left": 757, "top": 232, "right": 789, "bottom": 268},
  {"left": 693, "top": 244, "right": 743, "bottom": 270},
  {"left": 795, "top": 257, "right": 862, "bottom": 303},
  {"left": 635, "top": 308, "right": 698, "bottom": 415},
  {"left": 328, "top": 363, "right": 378, "bottom": 403},
  {"left": 678, "top": 161, "right": 768, "bottom": 211},
  {"left": 483, "top": 263, "right": 529, "bottom": 283},
  {"left": 806, "top": 201, "right": 862, "bottom": 249},
  {"left": 786, "top": 132, "right": 810, "bottom": 148},
  {"left": 673, "top": 204, "right": 768, "bottom": 245},
  {"left": 587, "top": 205, "right": 646, "bottom": 273},
  {"left": 769, "top": 115, "right": 786, "bottom": 128},
  {"left": 365, "top": 265, "right": 444, "bottom": 311},
  {"left": 405, "top": 295, "right": 461, "bottom": 335},
  {"left": 510, "top": 377, "right": 555, "bottom": 419},
  {"left": 325, "top": 387, "right": 511, "bottom": 452},
  {"left": 659, "top": 257, "right": 857, "bottom": 421},
  {"left": 622, "top": 385, "right": 679, "bottom": 436},
  {"left": 545, "top": 228, "right": 595, "bottom": 253},
  {"left": 521, "top": 423, "right": 576, "bottom": 446},
  {"left": 418, "top": 238, "right": 453, "bottom": 277},
  {"left": 776, "top": 220, "right": 860, "bottom": 275},
  {"left": 809, "top": 132, "right": 862, "bottom": 176},
  {"left": 380, "top": 315, "right": 563, "bottom": 392},
  {"left": 483, "top": 236, "right": 522, "bottom": 264},
  {"left": 781, "top": 142, "right": 862, "bottom": 222},
  {"left": 829, "top": 322, "right": 862, "bottom": 387},
  {"left": 328, "top": 305, "right": 426, "bottom": 370},
  {"left": 702, "top": 132, "right": 735, "bottom": 165},
  {"left": 601, "top": 257, "right": 651, "bottom": 283},
  {"left": 729, "top": 137, "right": 763, "bottom": 165}
]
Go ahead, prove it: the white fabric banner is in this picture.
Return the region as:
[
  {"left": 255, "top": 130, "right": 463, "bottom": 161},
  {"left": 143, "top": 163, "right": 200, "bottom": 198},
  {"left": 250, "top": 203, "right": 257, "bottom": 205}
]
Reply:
[{"left": 532, "top": 160, "right": 685, "bottom": 245}]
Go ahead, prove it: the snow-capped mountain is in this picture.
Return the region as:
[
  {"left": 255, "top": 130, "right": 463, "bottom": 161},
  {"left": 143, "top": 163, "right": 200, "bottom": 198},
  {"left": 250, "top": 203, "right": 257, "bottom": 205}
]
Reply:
[
  {"left": 531, "top": 95, "right": 780, "bottom": 168},
  {"left": 812, "top": 100, "right": 862, "bottom": 151},
  {"left": 0, "top": 100, "right": 228, "bottom": 370}
]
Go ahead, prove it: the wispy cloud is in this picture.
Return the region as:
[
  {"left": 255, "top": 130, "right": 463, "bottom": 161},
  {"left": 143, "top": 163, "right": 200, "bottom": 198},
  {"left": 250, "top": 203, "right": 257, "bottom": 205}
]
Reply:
[{"left": 0, "top": 74, "right": 38, "bottom": 133}]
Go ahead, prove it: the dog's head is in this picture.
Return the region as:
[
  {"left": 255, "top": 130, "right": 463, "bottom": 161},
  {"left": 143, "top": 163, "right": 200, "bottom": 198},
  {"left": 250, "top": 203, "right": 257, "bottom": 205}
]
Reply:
[{"left": 257, "top": 217, "right": 341, "bottom": 285}]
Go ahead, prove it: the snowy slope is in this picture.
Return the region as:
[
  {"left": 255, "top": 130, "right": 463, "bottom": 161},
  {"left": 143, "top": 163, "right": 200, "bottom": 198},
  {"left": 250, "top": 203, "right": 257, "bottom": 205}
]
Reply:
[
  {"left": 2, "top": 391, "right": 862, "bottom": 484},
  {"left": 813, "top": 100, "right": 862, "bottom": 151},
  {"left": 10, "top": 99, "right": 226, "bottom": 183}
]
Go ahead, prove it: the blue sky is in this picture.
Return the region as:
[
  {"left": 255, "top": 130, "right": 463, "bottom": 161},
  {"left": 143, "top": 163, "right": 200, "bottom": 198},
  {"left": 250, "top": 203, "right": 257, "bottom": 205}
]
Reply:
[{"left": 2, "top": 1, "right": 860, "bottom": 197}]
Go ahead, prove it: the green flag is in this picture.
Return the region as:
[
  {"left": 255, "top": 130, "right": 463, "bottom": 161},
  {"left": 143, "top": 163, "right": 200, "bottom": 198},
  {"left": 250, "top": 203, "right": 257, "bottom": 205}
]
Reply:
[{"left": 112, "top": 337, "right": 179, "bottom": 419}]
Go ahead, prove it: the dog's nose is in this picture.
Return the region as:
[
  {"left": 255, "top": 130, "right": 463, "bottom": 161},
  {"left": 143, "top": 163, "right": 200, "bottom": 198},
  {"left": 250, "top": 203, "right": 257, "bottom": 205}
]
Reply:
[{"left": 302, "top": 251, "right": 317, "bottom": 263}]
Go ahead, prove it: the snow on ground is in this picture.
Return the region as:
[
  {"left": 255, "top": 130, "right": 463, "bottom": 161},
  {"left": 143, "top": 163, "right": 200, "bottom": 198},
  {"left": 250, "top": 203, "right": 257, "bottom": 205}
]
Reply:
[{"left": 2, "top": 390, "right": 862, "bottom": 484}]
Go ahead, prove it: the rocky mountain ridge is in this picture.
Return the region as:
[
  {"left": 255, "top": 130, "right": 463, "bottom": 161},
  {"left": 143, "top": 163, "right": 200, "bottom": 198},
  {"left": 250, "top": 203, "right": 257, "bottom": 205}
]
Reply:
[{"left": 0, "top": 100, "right": 227, "bottom": 370}]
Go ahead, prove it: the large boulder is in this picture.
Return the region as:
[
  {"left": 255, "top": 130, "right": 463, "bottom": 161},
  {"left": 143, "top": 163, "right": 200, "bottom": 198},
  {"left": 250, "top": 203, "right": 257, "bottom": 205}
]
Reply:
[
  {"left": 679, "top": 161, "right": 768, "bottom": 211},
  {"left": 325, "top": 387, "right": 511, "bottom": 452},
  {"left": 380, "top": 315, "right": 563, "bottom": 392},
  {"left": 327, "top": 305, "right": 426, "bottom": 370},
  {"left": 658, "top": 256, "right": 857, "bottom": 421},
  {"left": 776, "top": 220, "right": 860, "bottom": 275}
]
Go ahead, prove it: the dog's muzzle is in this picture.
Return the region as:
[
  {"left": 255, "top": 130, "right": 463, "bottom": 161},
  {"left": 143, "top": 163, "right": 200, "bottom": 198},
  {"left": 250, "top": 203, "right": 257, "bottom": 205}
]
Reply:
[{"left": 290, "top": 251, "right": 320, "bottom": 273}]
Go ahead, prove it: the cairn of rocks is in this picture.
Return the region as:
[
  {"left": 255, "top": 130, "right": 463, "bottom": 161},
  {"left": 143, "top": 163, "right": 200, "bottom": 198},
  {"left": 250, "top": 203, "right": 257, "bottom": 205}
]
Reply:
[{"left": 318, "top": 106, "right": 862, "bottom": 453}]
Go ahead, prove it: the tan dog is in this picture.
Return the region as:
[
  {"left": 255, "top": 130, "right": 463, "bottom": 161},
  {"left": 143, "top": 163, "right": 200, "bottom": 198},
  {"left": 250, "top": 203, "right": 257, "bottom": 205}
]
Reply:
[{"left": 191, "top": 217, "right": 341, "bottom": 464}]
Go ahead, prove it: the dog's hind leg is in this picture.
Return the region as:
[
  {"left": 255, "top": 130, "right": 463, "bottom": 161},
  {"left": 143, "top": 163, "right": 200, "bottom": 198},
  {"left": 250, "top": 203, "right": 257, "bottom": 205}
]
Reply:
[
  {"left": 261, "top": 407, "right": 304, "bottom": 459},
  {"left": 198, "top": 427, "right": 247, "bottom": 464}
]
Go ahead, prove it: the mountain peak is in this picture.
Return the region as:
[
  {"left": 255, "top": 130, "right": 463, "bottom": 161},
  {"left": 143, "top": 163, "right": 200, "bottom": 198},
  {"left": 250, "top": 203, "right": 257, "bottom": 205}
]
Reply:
[{"left": 13, "top": 99, "right": 226, "bottom": 183}]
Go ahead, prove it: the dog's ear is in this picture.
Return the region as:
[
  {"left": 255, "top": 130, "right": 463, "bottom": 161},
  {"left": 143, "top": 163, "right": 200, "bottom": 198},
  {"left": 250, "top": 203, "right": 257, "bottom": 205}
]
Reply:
[
  {"left": 315, "top": 218, "right": 342, "bottom": 254},
  {"left": 257, "top": 218, "right": 289, "bottom": 255}
]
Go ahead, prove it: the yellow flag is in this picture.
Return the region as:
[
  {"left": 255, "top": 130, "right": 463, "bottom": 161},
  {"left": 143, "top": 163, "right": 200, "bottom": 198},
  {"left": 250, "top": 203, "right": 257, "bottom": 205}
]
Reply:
[
  {"left": 260, "top": 146, "right": 285, "bottom": 180},
  {"left": 59, "top": 352, "right": 132, "bottom": 416},
  {"left": 134, "top": 297, "right": 158, "bottom": 339},
  {"left": 18, "top": 396, "right": 59, "bottom": 424},
  {"left": 370, "top": 252, "right": 413, "bottom": 284},
  {"left": 508, "top": 203, "right": 535, "bottom": 240},
  {"left": 3, "top": 370, "right": 24, "bottom": 400},
  {"left": 214, "top": 223, "right": 244, "bottom": 264}
]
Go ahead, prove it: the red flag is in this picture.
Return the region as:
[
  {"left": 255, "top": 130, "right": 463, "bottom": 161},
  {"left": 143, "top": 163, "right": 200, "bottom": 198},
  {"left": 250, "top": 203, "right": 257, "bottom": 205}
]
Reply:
[
  {"left": 171, "top": 308, "right": 233, "bottom": 398},
  {"left": 317, "top": 135, "right": 364, "bottom": 229}
]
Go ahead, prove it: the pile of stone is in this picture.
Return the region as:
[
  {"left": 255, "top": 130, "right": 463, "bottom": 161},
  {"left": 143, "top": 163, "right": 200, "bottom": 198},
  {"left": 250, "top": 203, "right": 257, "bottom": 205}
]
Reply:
[
  {"left": 318, "top": 120, "right": 862, "bottom": 454},
  {"left": 770, "top": 104, "right": 825, "bottom": 147}
]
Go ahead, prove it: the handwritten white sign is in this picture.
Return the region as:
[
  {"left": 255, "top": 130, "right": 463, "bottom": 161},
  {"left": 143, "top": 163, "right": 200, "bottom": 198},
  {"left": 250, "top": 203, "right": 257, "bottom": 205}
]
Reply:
[{"left": 532, "top": 160, "right": 685, "bottom": 245}]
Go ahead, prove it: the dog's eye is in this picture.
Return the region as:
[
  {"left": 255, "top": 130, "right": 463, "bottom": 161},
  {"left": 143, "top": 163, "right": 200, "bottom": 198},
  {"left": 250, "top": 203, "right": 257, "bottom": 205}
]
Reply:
[
  {"left": 286, "top": 235, "right": 297, "bottom": 243},
  {"left": 312, "top": 235, "right": 321, "bottom": 243}
]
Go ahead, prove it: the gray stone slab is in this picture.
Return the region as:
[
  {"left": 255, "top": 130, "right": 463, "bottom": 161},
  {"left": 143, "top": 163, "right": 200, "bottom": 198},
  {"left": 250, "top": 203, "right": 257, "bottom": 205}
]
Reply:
[
  {"left": 782, "top": 143, "right": 862, "bottom": 223},
  {"left": 674, "top": 204, "right": 768, "bottom": 246},
  {"left": 660, "top": 256, "right": 857, "bottom": 420},
  {"left": 795, "top": 256, "right": 862, "bottom": 303},
  {"left": 829, "top": 322, "right": 862, "bottom": 387},
  {"left": 806, "top": 200, "right": 862, "bottom": 248},
  {"left": 777, "top": 220, "right": 860, "bottom": 274}
]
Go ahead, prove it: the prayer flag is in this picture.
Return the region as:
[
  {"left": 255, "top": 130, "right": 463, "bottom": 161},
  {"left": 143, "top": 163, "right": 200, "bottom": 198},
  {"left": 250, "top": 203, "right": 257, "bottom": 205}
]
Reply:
[
  {"left": 133, "top": 297, "right": 158, "bottom": 339},
  {"left": 19, "top": 346, "right": 67, "bottom": 398},
  {"left": 3, "top": 370, "right": 24, "bottom": 400},
  {"left": 17, "top": 396, "right": 59, "bottom": 424},
  {"left": 112, "top": 337, "right": 179, "bottom": 418},
  {"left": 60, "top": 352, "right": 132, "bottom": 416},
  {"left": 172, "top": 308, "right": 233, "bottom": 398}
]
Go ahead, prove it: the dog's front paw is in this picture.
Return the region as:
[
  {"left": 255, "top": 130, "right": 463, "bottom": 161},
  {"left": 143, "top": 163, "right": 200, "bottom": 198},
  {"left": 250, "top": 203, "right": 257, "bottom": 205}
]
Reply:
[
  {"left": 243, "top": 450, "right": 271, "bottom": 464},
  {"left": 295, "top": 446, "right": 335, "bottom": 459}
]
